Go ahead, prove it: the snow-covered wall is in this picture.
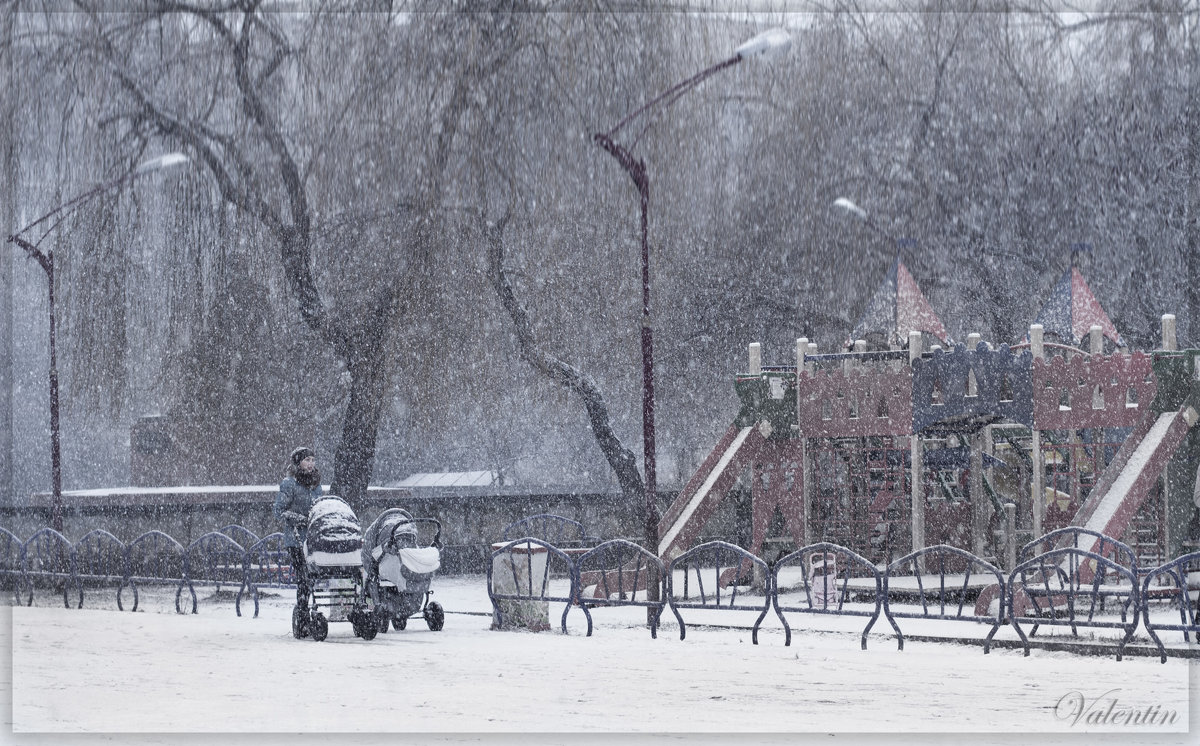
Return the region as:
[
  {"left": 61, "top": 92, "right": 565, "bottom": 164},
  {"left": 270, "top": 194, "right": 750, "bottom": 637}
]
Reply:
[{"left": 0, "top": 486, "right": 650, "bottom": 574}]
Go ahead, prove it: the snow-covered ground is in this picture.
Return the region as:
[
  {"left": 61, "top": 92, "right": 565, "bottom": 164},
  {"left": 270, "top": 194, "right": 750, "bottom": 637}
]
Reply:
[{"left": 2, "top": 574, "right": 1196, "bottom": 746}]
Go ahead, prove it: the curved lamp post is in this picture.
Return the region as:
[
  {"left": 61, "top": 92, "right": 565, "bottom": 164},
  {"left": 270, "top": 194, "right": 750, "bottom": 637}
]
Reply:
[
  {"left": 7, "top": 152, "right": 189, "bottom": 531},
  {"left": 594, "top": 28, "right": 790, "bottom": 568}
]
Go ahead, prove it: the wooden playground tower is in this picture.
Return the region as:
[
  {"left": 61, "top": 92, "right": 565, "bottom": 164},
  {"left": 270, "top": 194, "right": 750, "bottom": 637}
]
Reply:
[{"left": 658, "top": 316, "right": 1200, "bottom": 570}]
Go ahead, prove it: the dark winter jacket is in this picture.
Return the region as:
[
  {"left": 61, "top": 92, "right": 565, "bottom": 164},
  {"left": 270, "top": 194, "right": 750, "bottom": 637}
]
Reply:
[{"left": 274, "top": 476, "right": 323, "bottom": 549}]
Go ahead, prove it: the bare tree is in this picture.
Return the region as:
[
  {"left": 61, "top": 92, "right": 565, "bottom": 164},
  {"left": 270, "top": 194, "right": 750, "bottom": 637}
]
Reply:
[
  {"left": 1, "top": 1, "right": 16, "bottom": 505},
  {"left": 51, "top": 0, "right": 533, "bottom": 507}
]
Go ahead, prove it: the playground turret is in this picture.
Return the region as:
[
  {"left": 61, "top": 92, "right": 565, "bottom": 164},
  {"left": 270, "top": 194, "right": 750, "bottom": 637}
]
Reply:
[
  {"left": 733, "top": 322, "right": 1200, "bottom": 444},
  {"left": 1150, "top": 347, "right": 1200, "bottom": 415},
  {"left": 734, "top": 366, "right": 796, "bottom": 435}
]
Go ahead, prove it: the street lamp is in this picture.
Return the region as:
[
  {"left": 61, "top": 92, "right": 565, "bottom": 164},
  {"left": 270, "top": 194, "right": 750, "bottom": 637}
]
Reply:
[
  {"left": 832, "top": 197, "right": 891, "bottom": 239},
  {"left": 7, "top": 152, "right": 189, "bottom": 532},
  {"left": 833, "top": 196, "right": 920, "bottom": 254},
  {"left": 594, "top": 28, "right": 791, "bottom": 564}
]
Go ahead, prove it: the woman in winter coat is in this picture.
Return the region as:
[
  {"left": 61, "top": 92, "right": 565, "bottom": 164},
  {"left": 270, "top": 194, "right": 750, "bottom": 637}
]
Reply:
[{"left": 273, "top": 446, "right": 323, "bottom": 617}]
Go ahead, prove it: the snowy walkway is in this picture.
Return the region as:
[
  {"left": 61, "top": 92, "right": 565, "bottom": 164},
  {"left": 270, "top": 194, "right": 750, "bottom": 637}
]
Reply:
[{"left": 2, "top": 574, "right": 1196, "bottom": 746}]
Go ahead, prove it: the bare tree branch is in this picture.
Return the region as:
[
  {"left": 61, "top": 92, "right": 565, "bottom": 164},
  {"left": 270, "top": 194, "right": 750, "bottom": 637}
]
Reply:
[{"left": 483, "top": 207, "right": 645, "bottom": 499}]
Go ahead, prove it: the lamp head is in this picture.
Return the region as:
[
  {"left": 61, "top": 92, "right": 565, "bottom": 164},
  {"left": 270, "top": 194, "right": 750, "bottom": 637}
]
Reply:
[
  {"left": 134, "top": 152, "right": 189, "bottom": 175},
  {"left": 832, "top": 197, "right": 867, "bottom": 220},
  {"left": 735, "top": 28, "right": 791, "bottom": 61}
]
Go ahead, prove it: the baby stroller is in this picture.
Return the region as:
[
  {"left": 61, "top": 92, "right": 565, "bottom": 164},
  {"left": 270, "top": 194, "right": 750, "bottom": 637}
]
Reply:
[
  {"left": 294, "top": 495, "right": 378, "bottom": 642},
  {"left": 362, "top": 508, "right": 445, "bottom": 633}
]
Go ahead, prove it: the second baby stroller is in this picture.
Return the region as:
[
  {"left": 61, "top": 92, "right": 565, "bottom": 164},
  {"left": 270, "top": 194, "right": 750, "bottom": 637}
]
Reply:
[
  {"left": 361, "top": 508, "right": 445, "bottom": 633},
  {"left": 295, "top": 495, "right": 378, "bottom": 642}
]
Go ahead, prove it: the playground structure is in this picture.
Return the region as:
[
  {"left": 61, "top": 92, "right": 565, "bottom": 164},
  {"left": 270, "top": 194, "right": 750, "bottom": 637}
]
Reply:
[{"left": 657, "top": 316, "right": 1200, "bottom": 575}]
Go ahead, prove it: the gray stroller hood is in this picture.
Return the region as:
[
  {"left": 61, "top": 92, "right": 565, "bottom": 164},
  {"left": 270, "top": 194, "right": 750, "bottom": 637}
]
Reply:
[{"left": 362, "top": 508, "right": 441, "bottom": 588}]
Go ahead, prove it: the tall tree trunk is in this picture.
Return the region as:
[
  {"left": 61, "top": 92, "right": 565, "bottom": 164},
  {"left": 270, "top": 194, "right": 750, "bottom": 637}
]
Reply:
[
  {"left": 1187, "top": 23, "right": 1199, "bottom": 347},
  {"left": 329, "top": 289, "right": 396, "bottom": 511},
  {"left": 1, "top": 3, "right": 16, "bottom": 507}
]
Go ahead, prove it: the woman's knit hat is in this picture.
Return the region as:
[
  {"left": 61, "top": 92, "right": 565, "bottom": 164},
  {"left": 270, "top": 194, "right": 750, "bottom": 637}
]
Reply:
[{"left": 290, "top": 447, "right": 315, "bottom": 467}]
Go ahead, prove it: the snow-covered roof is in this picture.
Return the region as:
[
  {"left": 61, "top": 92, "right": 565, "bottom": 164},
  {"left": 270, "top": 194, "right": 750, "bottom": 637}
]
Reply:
[
  {"left": 28, "top": 484, "right": 412, "bottom": 508},
  {"left": 390, "top": 471, "right": 499, "bottom": 488}
]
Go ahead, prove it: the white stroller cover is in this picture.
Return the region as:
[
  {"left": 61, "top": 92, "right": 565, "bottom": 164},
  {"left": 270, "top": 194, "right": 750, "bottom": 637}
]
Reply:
[
  {"left": 400, "top": 547, "right": 441, "bottom": 574},
  {"left": 376, "top": 548, "right": 441, "bottom": 590}
]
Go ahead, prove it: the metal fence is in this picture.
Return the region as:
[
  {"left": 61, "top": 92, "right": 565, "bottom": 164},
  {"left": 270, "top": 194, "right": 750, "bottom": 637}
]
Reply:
[
  {"left": 6, "top": 521, "right": 1199, "bottom": 662},
  {"left": 5, "top": 524, "right": 290, "bottom": 617},
  {"left": 488, "top": 528, "right": 1200, "bottom": 662}
]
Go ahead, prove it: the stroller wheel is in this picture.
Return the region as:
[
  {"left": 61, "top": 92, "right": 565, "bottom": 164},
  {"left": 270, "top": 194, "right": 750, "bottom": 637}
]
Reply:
[
  {"left": 291, "top": 606, "right": 309, "bottom": 639},
  {"left": 310, "top": 612, "right": 329, "bottom": 642},
  {"left": 424, "top": 601, "right": 445, "bottom": 631},
  {"left": 352, "top": 610, "right": 378, "bottom": 641}
]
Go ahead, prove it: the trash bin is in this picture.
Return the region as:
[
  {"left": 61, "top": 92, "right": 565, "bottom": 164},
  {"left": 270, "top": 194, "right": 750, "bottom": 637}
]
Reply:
[
  {"left": 490, "top": 541, "right": 551, "bottom": 631},
  {"left": 810, "top": 551, "right": 839, "bottom": 609}
]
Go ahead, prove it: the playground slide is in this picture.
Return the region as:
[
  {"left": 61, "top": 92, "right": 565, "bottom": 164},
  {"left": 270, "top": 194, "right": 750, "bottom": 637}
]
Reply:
[
  {"left": 981, "top": 407, "right": 1193, "bottom": 616},
  {"left": 656, "top": 420, "right": 772, "bottom": 562},
  {"left": 1068, "top": 407, "right": 1194, "bottom": 557}
]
